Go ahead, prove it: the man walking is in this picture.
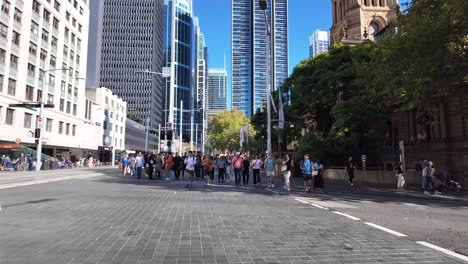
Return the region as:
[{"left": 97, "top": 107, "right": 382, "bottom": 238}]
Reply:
[
  {"left": 251, "top": 155, "right": 263, "bottom": 186},
  {"left": 301, "top": 154, "right": 313, "bottom": 193},
  {"left": 135, "top": 152, "right": 145, "bottom": 180},
  {"left": 185, "top": 151, "right": 196, "bottom": 188},
  {"left": 265, "top": 153, "right": 276, "bottom": 188},
  {"left": 282, "top": 154, "right": 293, "bottom": 191},
  {"left": 232, "top": 152, "right": 244, "bottom": 186},
  {"left": 345, "top": 156, "right": 355, "bottom": 186},
  {"left": 173, "top": 152, "right": 183, "bottom": 181}
]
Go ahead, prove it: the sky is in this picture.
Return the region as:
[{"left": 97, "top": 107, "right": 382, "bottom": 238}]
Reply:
[{"left": 193, "top": 0, "right": 411, "bottom": 108}]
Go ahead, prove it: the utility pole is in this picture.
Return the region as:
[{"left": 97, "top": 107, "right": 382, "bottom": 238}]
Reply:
[
  {"left": 179, "top": 100, "right": 183, "bottom": 156},
  {"left": 260, "top": 0, "right": 272, "bottom": 154}
]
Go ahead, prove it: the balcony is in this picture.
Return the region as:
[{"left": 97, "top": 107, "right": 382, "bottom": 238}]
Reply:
[
  {"left": 30, "top": 34, "right": 38, "bottom": 43},
  {"left": 15, "top": 0, "right": 24, "bottom": 9},
  {"left": 31, "top": 12, "right": 40, "bottom": 23},
  {"left": 11, "top": 44, "right": 20, "bottom": 54},
  {"left": 13, "top": 20, "right": 21, "bottom": 32},
  {"left": 0, "top": 13, "right": 8, "bottom": 25},
  {"left": 27, "top": 75, "right": 35, "bottom": 86},
  {"left": 28, "top": 54, "right": 37, "bottom": 64},
  {"left": 41, "top": 40, "right": 49, "bottom": 49}
]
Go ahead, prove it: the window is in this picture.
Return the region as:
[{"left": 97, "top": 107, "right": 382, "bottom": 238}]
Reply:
[
  {"left": 68, "top": 67, "right": 73, "bottom": 77},
  {"left": 66, "top": 101, "right": 70, "bottom": 114},
  {"left": 0, "top": 74, "right": 3, "bottom": 92},
  {"left": 46, "top": 118, "right": 52, "bottom": 132},
  {"left": 72, "top": 104, "right": 76, "bottom": 115},
  {"left": 12, "top": 31, "right": 20, "bottom": 46},
  {"left": 5, "top": 108, "right": 14, "bottom": 125},
  {"left": 1, "top": 1, "right": 10, "bottom": 15},
  {"left": 25, "top": 85, "right": 34, "bottom": 101},
  {"left": 59, "top": 99, "right": 64, "bottom": 111},
  {"left": 0, "top": 49, "right": 5, "bottom": 64},
  {"left": 60, "top": 81, "right": 65, "bottom": 91},
  {"left": 30, "top": 21, "right": 39, "bottom": 36},
  {"left": 63, "top": 46, "right": 68, "bottom": 57},
  {"left": 78, "top": 24, "right": 82, "bottom": 33},
  {"left": 32, "top": 0, "right": 41, "bottom": 14},
  {"left": 72, "top": 125, "right": 76, "bottom": 136},
  {"left": 62, "top": 63, "right": 67, "bottom": 74},
  {"left": 77, "top": 38, "right": 81, "bottom": 51},
  {"left": 72, "top": 18, "right": 76, "bottom": 27},
  {"left": 73, "top": 87, "right": 78, "bottom": 97},
  {"left": 50, "top": 55, "right": 56, "bottom": 68},
  {"left": 7, "top": 78, "right": 16, "bottom": 95},
  {"left": 13, "top": 8, "right": 21, "bottom": 23},
  {"left": 37, "top": 89, "right": 42, "bottom": 102},
  {"left": 41, "top": 29, "right": 49, "bottom": 42},
  {"left": 40, "top": 49, "right": 47, "bottom": 63},
  {"left": 64, "top": 27, "right": 69, "bottom": 40},
  {"left": 10, "top": 55, "right": 18, "bottom": 69},
  {"left": 66, "top": 123, "right": 70, "bottom": 135},
  {"left": 43, "top": 9, "right": 50, "bottom": 23},
  {"left": 70, "top": 50, "right": 74, "bottom": 61},
  {"left": 53, "top": 17, "right": 59, "bottom": 30},
  {"left": 65, "top": 11, "right": 70, "bottom": 21},
  {"left": 73, "top": 0, "right": 78, "bottom": 8},
  {"left": 76, "top": 55, "right": 80, "bottom": 65},
  {"left": 24, "top": 113, "right": 32, "bottom": 128},
  {"left": 47, "top": 93, "right": 53, "bottom": 104},
  {"left": 79, "top": 6, "right": 83, "bottom": 15},
  {"left": 0, "top": 23, "right": 7, "bottom": 39},
  {"left": 67, "top": 84, "right": 72, "bottom": 94},
  {"left": 120, "top": 127, "right": 123, "bottom": 134},
  {"left": 105, "top": 97, "right": 108, "bottom": 104},
  {"left": 54, "top": 0, "right": 60, "bottom": 11},
  {"left": 58, "top": 121, "right": 63, "bottom": 133},
  {"left": 29, "top": 42, "right": 38, "bottom": 56},
  {"left": 49, "top": 74, "right": 55, "bottom": 87},
  {"left": 71, "top": 33, "right": 75, "bottom": 45},
  {"left": 27, "top": 63, "right": 36, "bottom": 78},
  {"left": 51, "top": 36, "right": 58, "bottom": 49}
]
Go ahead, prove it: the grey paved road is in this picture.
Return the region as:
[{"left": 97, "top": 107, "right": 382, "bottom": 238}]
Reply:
[{"left": 0, "top": 171, "right": 466, "bottom": 264}]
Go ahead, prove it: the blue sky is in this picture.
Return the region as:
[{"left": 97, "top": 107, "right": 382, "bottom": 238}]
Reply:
[{"left": 193, "top": 0, "right": 411, "bottom": 108}]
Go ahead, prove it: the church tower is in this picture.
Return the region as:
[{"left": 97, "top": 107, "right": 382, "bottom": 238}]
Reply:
[{"left": 330, "top": 0, "right": 400, "bottom": 44}]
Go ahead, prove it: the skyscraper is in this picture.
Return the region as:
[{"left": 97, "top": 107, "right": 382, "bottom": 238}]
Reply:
[
  {"left": 193, "top": 17, "right": 208, "bottom": 152},
  {"left": 309, "top": 30, "right": 330, "bottom": 58},
  {"left": 231, "top": 0, "right": 288, "bottom": 118},
  {"left": 163, "top": 0, "right": 193, "bottom": 142},
  {"left": 86, "top": 0, "right": 164, "bottom": 132},
  {"left": 207, "top": 68, "right": 228, "bottom": 119}
]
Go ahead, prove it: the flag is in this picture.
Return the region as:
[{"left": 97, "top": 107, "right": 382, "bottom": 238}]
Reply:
[
  {"left": 270, "top": 94, "right": 277, "bottom": 113},
  {"left": 239, "top": 126, "right": 245, "bottom": 148},
  {"left": 278, "top": 91, "right": 284, "bottom": 129},
  {"left": 239, "top": 124, "right": 249, "bottom": 148}
]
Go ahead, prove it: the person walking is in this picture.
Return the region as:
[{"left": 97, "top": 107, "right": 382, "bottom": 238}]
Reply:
[
  {"left": 396, "top": 162, "right": 405, "bottom": 190},
  {"left": 135, "top": 152, "right": 145, "bottom": 180},
  {"left": 420, "top": 159, "right": 428, "bottom": 190},
  {"left": 121, "top": 154, "right": 129, "bottom": 176},
  {"left": 232, "top": 153, "right": 244, "bottom": 186},
  {"left": 185, "top": 151, "right": 196, "bottom": 188},
  {"left": 129, "top": 154, "right": 136, "bottom": 176},
  {"left": 18, "top": 153, "right": 26, "bottom": 171},
  {"left": 345, "top": 156, "right": 355, "bottom": 186},
  {"left": 155, "top": 154, "right": 164, "bottom": 180},
  {"left": 313, "top": 159, "right": 325, "bottom": 191},
  {"left": 202, "top": 155, "right": 213, "bottom": 186},
  {"left": 251, "top": 155, "right": 263, "bottom": 186},
  {"left": 173, "top": 152, "right": 183, "bottom": 181},
  {"left": 264, "top": 153, "right": 276, "bottom": 188},
  {"left": 424, "top": 161, "right": 436, "bottom": 195},
  {"left": 281, "top": 154, "right": 293, "bottom": 191},
  {"left": 0, "top": 155, "right": 4, "bottom": 171},
  {"left": 242, "top": 154, "right": 251, "bottom": 186},
  {"left": 301, "top": 154, "right": 313, "bottom": 193},
  {"left": 217, "top": 156, "right": 226, "bottom": 183},
  {"left": 165, "top": 153, "right": 174, "bottom": 181},
  {"left": 147, "top": 153, "right": 156, "bottom": 180}
]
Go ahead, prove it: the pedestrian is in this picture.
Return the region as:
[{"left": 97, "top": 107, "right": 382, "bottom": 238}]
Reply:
[
  {"left": 396, "top": 162, "right": 405, "bottom": 190},
  {"left": 265, "top": 153, "right": 276, "bottom": 188},
  {"left": 212, "top": 156, "right": 218, "bottom": 183},
  {"left": 147, "top": 153, "right": 155, "bottom": 180},
  {"left": 251, "top": 155, "right": 263, "bottom": 186},
  {"left": 0, "top": 154, "right": 4, "bottom": 171},
  {"left": 242, "top": 154, "right": 251, "bottom": 186},
  {"left": 121, "top": 154, "right": 129, "bottom": 176},
  {"left": 195, "top": 154, "right": 203, "bottom": 179},
  {"left": 135, "top": 152, "right": 145, "bottom": 180},
  {"left": 165, "top": 152, "right": 173, "bottom": 181},
  {"left": 218, "top": 156, "right": 227, "bottom": 183},
  {"left": 420, "top": 159, "right": 428, "bottom": 190},
  {"left": 313, "top": 159, "right": 325, "bottom": 191},
  {"left": 424, "top": 161, "right": 436, "bottom": 195},
  {"left": 345, "top": 156, "right": 355, "bottom": 186},
  {"left": 225, "top": 155, "right": 232, "bottom": 183},
  {"left": 18, "top": 153, "right": 26, "bottom": 171},
  {"left": 155, "top": 154, "right": 164, "bottom": 180},
  {"left": 232, "top": 152, "right": 244, "bottom": 186},
  {"left": 300, "top": 154, "right": 313, "bottom": 193},
  {"left": 281, "top": 154, "right": 293, "bottom": 191},
  {"left": 4, "top": 156, "right": 11, "bottom": 171},
  {"left": 202, "top": 155, "right": 213, "bottom": 186},
  {"left": 173, "top": 152, "right": 183, "bottom": 181},
  {"left": 185, "top": 151, "right": 196, "bottom": 188}
]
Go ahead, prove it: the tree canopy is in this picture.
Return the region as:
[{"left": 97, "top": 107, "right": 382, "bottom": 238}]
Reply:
[{"left": 208, "top": 110, "right": 256, "bottom": 152}]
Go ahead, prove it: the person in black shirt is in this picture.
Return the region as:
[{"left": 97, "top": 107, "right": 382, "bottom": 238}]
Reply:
[
  {"left": 173, "top": 153, "right": 183, "bottom": 181},
  {"left": 242, "top": 154, "right": 251, "bottom": 186},
  {"left": 345, "top": 156, "right": 355, "bottom": 186}
]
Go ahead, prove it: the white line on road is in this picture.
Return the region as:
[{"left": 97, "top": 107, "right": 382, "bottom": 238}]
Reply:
[
  {"left": 310, "top": 203, "right": 329, "bottom": 210},
  {"left": 417, "top": 241, "right": 468, "bottom": 262},
  {"left": 365, "top": 222, "right": 407, "bottom": 237},
  {"left": 0, "top": 174, "right": 100, "bottom": 190},
  {"left": 294, "top": 198, "right": 309, "bottom": 204},
  {"left": 333, "top": 211, "right": 361, "bottom": 220}
]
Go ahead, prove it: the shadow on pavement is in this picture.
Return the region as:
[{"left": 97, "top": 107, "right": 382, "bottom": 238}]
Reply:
[{"left": 2, "top": 198, "right": 58, "bottom": 208}]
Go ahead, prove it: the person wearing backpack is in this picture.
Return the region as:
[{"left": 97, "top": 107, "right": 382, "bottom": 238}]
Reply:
[{"left": 300, "top": 154, "right": 313, "bottom": 193}]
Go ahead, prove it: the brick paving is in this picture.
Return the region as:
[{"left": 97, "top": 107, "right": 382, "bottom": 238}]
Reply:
[{"left": 0, "top": 174, "right": 465, "bottom": 264}]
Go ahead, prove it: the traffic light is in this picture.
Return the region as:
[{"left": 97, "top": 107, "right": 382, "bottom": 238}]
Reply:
[
  {"left": 160, "top": 130, "right": 166, "bottom": 140},
  {"left": 167, "top": 130, "right": 173, "bottom": 140},
  {"left": 34, "top": 128, "right": 41, "bottom": 139},
  {"left": 35, "top": 139, "right": 39, "bottom": 145}
]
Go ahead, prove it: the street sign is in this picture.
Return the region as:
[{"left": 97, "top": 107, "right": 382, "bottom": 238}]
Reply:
[
  {"left": 15, "top": 138, "right": 21, "bottom": 144},
  {"left": 38, "top": 117, "right": 43, "bottom": 122}
]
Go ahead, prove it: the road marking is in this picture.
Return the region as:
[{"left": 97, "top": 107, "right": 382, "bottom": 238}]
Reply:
[
  {"left": 333, "top": 211, "right": 361, "bottom": 220},
  {"left": 310, "top": 203, "right": 329, "bottom": 210},
  {"left": 0, "top": 174, "right": 101, "bottom": 190},
  {"left": 365, "top": 222, "right": 407, "bottom": 237},
  {"left": 294, "top": 198, "right": 310, "bottom": 204},
  {"left": 417, "top": 241, "right": 468, "bottom": 262}
]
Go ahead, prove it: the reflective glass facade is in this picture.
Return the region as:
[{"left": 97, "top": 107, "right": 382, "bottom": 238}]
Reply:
[{"left": 309, "top": 29, "right": 330, "bottom": 58}]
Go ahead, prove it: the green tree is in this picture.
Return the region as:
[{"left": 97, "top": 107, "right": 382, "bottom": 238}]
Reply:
[{"left": 208, "top": 110, "right": 256, "bottom": 152}]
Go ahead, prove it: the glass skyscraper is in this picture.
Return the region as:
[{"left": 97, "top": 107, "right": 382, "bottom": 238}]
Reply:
[
  {"left": 232, "top": 0, "right": 288, "bottom": 118},
  {"left": 309, "top": 29, "right": 330, "bottom": 58},
  {"left": 207, "top": 68, "right": 228, "bottom": 119},
  {"left": 163, "top": 0, "right": 193, "bottom": 142}
]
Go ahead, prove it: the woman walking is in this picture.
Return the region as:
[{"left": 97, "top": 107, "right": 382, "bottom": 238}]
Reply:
[
  {"left": 251, "top": 155, "right": 263, "bottom": 186},
  {"left": 218, "top": 156, "right": 226, "bottom": 183},
  {"left": 281, "top": 154, "right": 293, "bottom": 191},
  {"left": 202, "top": 155, "right": 213, "bottom": 186},
  {"left": 300, "top": 154, "right": 313, "bottom": 193},
  {"left": 313, "top": 159, "right": 325, "bottom": 191},
  {"left": 121, "top": 154, "right": 129, "bottom": 176},
  {"left": 396, "top": 162, "right": 405, "bottom": 190}
]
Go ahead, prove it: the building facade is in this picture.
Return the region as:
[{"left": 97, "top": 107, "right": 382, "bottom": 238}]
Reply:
[
  {"left": 193, "top": 17, "right": 207, "bottom": 153},
  {"left": 85, "top": 87, "right": 126, "bottom": 164},
  {"left": 232, "top": 0, "right": 288, "bottom": 118},
  {"left": 330, "top": 0, "right": 399, "bottom": 44},
  {"left": 309, "top": 29, "right": 330, "bottom": 58},
  {"left": 207, "top": 68, "right": 228, "bottom": 120},
  {"left": 163, "top": 0, "right": 193, "bottom": 145},
  {"left": 0, "top": 0, "right": 93, "bottom": 161},
  {"left": 86, "top": 0, "right": 164, "bottom": 140}
]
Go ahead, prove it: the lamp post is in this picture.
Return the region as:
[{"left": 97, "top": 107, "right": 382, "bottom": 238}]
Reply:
[{"left": 259, "top": 0, "right": 272, "bottom": 154}]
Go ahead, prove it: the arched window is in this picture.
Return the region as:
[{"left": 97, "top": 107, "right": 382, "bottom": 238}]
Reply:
[
  {"left": 363, "top": 0, "right": 369, "bottom": 6},
  {"left": 379, "top": 0, "right": 385, "bottom": 7},
  {"left": 368, "top": 22, "right": 380, "bottom": 41}
]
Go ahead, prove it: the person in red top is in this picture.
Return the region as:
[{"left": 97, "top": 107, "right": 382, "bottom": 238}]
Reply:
[
  {"left": 165, "top": 153, "right": 174, "bottom": 181},
  {"left": 232, "top": 152, "right": 244, "bottom": 186}
]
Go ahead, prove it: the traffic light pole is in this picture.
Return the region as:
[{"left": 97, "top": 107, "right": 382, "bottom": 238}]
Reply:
[
  {"left": 36, "top": 99, "right": 45, "bottom": 171},
  {"left": 158, "top": 124, "right": 161, "bottom": 154}
]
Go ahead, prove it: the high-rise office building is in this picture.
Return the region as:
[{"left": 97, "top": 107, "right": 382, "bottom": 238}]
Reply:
[
  {"left": 86, "top": 0, "right": 164, "bottom": 134},
  {"left": 309, "top": 29, "right": 329, "bottom": 58},
  {"left": 163, "top": 0, "right": 193, "bottom": 142},
  {"left": 231, "top": 0, "right": 288, "bottom": 118},
  {"left": 193, "top": 17, "right": 207, "bottom": 152},
  {"left": 207, "top": 68, "right": 228, "bottom": 119}
]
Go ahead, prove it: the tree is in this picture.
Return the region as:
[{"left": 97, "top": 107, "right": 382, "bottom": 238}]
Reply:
[{"left": 208, "top": 110, "right": 256, "bottom": 152}]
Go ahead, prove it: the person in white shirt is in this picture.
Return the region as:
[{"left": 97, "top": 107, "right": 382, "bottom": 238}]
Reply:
[
  {"left": 184, "top": 151, "right": 196, "bottom": 188},
  {"left": 135, "top": 152, "right": 145, "bottom": 180}
]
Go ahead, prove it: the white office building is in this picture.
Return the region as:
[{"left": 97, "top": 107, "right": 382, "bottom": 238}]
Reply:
[
  {"left": 309, "top": 29, "right": 330, "bottom": 58},
  {"left": 0, "top": 0, "right": 93, "bottom": 161},
  {"left": 85, "top": 87, "right": 126, "bottom": 164}
]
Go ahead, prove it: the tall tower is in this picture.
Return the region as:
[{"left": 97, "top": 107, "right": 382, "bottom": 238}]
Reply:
[
  {"left": 309, "top": 30, "right": 330, "bottom": 58},
  {"left": 87, "top": 0, "right": 164, "bottom": 131},
  {"left": 231, "top": 0, "right": 288, "bottom": 118},
  {"left": 330, "top": 0, "right": 399, "bottom": 44},
  {"left": 163, "top": 0, "right": 193, "bottom": 142}
]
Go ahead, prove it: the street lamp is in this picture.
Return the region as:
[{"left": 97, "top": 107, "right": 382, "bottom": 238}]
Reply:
[{"left": 259, "top": 0, "right": 273, "bottom": 154}]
